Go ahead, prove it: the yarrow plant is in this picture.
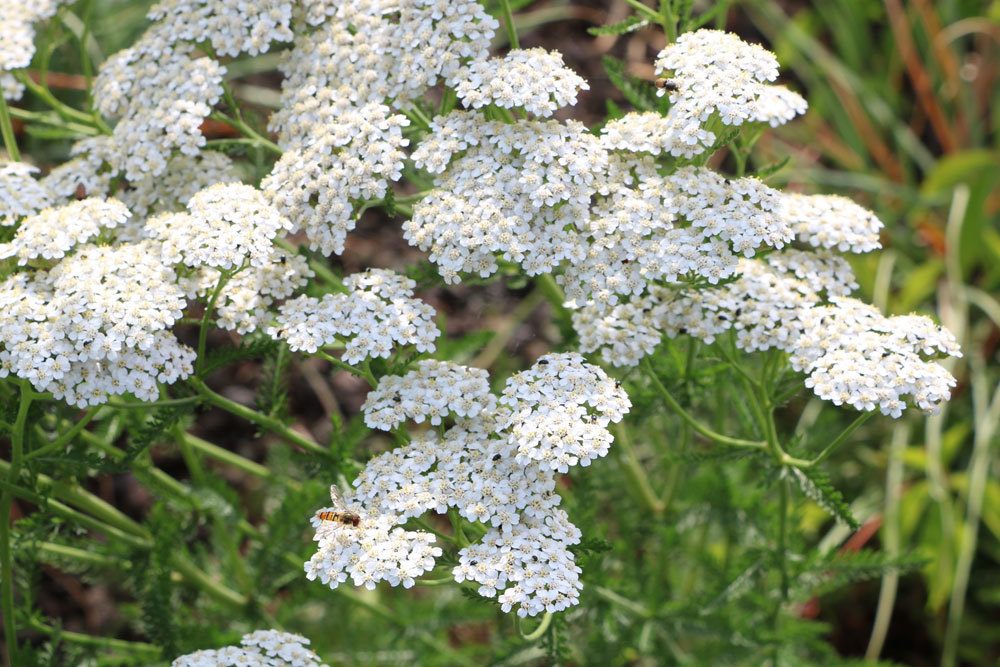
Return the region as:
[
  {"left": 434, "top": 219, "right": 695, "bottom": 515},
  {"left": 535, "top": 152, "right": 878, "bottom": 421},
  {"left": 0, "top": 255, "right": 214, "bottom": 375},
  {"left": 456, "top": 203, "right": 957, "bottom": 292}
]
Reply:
[{"left": 0, "top": 1, "right": 968, "bottom": 665}]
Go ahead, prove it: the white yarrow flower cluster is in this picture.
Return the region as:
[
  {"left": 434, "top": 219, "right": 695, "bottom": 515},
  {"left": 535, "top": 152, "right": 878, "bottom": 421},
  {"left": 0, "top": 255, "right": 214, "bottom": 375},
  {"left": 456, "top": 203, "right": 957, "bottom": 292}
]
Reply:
[
  {"left": 453, "top": 48, "right": 588, "bottom": 117},
  {"left": 362, "top": 360, "right": 494, "bottom": 430},
  {"left": 306, "top": 511, "right": 442, "bottom": 591},
  {"left": 0, "top": 242, "right": 193, "bottom": 406},
  {"left": 263, "top": 103, "right": 409, "bottom": 255},
  {"left": 317, "top": 353, "right": 631, "bottom": 616},
  {"left": 650, "top": 29, "right": 807, "bottom": 157},
  {"left": 94, "top": 33, "right": 224, "bottom": 180},
  {"left": 173, "top": 630, "right": 327, "bottom": 667},
  {"left": 780, "top": 192, "right": 883, "bottom": 253},
  {"left": 148, "top": 0, "right": 294, "bottom": 57},
  {"left": 0, "top": 0, "right": 64, "bottom": 99},
  {"left": 1, "top": 162, "right": 54, "bottom": 225},
  {"left": 0, "top": 198, "right": 130, "bottom": 265},
  {"left": 147, "top": 183, "right": 293, "bottom": 270},
  {"left": 268, "top": 269, "right": 438, "bottom": 363},
  {"left": 791, "top": 298, "right": 961, "bottom": 417}
]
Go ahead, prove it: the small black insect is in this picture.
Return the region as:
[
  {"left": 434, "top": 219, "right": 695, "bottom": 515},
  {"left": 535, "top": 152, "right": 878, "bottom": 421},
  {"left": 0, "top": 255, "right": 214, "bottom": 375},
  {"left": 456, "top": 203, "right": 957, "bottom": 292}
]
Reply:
[{"left": 655, "top": 77, "right": 679, "bottom": 92}]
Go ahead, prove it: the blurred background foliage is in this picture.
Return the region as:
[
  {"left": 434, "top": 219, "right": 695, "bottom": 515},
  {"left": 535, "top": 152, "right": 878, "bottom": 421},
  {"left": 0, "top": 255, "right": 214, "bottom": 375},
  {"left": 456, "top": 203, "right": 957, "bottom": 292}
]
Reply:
[{"left": 5, "top": 0, "right": 998, "bottom": 665}]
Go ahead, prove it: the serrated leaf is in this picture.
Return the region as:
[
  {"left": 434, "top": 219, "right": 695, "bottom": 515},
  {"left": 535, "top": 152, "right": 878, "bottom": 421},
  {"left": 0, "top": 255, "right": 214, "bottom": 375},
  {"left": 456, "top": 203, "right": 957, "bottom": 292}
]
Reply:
[
  {"left": 200, "top": 335, "right": 278, "bottom": 377},
  {"left": 602, "top": 55, "right": 663, "bottom": 112},
  {"left": 588, "top": 16, "right": 649, "bottom": 36},
  {"left": 790, "top": 467, "right": 859, "bottom": 530}
]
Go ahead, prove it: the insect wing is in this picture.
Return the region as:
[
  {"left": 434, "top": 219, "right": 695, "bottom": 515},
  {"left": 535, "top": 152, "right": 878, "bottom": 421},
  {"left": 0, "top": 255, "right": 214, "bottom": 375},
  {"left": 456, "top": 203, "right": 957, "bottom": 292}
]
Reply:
[{"left": 328, "top": 485, "right": 348, "bottom": 511}]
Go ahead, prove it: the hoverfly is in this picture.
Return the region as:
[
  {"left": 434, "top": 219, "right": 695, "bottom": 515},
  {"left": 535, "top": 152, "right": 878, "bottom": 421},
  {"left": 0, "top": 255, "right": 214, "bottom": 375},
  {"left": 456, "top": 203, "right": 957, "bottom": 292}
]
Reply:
[{"left": 315, "top": 486, "right": 361, "bottom": 527}]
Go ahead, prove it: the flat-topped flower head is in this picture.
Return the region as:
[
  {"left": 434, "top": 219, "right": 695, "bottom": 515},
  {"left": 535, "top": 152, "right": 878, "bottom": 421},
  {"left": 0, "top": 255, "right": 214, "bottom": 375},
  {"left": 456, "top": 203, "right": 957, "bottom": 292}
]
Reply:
[
  {"left": 1, "top": 162, "right": 53, "bottom": 226},
  {"left": 121, "top": 151, "right": 239, "bottom": 219},
  {"left": 0, "top": 242, "right": 193, "bottom": 406},
  {"left": 791, "top": 297, "right": 961, "bottom": 417},
  {"left": 362, "top": 360, "right": 494, "bottom": 431},
  {"left": 352, "top": 427, "right": 558, "bottom": 527},
  {"left": 147, "top": 183, "right": 293, "bottom": 270},
  {"left": 779, "top": 192, "right": 883, "bottom": 253},
  {"left": 0, "top": 198, "right": 130, "bottom": 265},
  {"left": 497, "top": 353, "right": 631, "bottom": 472},
  {"left": 275, "top": 0, "right": 497, "bottom": 115},
  {"left": 268, "top": 268, "right": 438, "bottom": 363},
  {"left": 650, "top": 29, "right": 806, "bottom": 157},
  {"left": 453, "top": 48, "right": 588, "bottom": 117},
  {"left": 148, "top": 0, "right": 294, "bottom": 57},
  {"left": 94, "top": 32, "right": 224, "bottom": 179},
  {"left": 173, "top": 630, "right": 327, "bottom": 667},
  {"left": 0, "top": 0, "right": 64, "bottom": 74},
  {"left": 306, "top": 511, "right": 441, "bottom": 591},
  {"left": 263, "top": 103, "right": 409, "bottom": 255},
  {"left": 453, "top": 510, "right": 583, "bottom": 617}
]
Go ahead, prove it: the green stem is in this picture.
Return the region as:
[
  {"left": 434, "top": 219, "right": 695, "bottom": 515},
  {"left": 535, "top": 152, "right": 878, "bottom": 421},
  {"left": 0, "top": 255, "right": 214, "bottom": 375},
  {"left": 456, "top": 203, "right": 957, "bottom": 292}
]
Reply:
[
  {"left": 28, "top": 621, "right": 161, "bottom": 658},
  {"left": 189, "top": 377, "right": 331, "bottom": 458},
  {"left": 804, "top": 411, "right": 875, "bottom": 467},
  {"left": 180, "top": 433, "right": 275, "bottom": 481},
  {"left": 622, "top": 0, "right": 662, "bottom": 24},
  {"left": 197, "top": 268, "right": 239, "bottom": 375},
  {"left": 499, "top": 0, "right": 520, "bottom": 48},
  {"left": 0, "top": 91, "right": 21, "bottom": 160},
  {"left": 0, "top": 383, "right": 34, "bottom": 665},
  {"left": 26, "top": 406, "right": 100, "bottom": 461},
  {"left": 110, "top": 396, "right": 200, "bottom": 409},
  {"left": 519, "top": 612, "right": 552, "bottom": 641},
  {"left": 318, "top": 351, "right": 377, "bottom": 388},
  {"left": 642, "top": 358, "right": 767, "bottom": 450},
  {"left": 14, "top": 72, "right": 109, "bottom": 131},
  {"left": 614, "top": 424, "right": 665, "bottom": 514},
  {"left": 0, "top": 478, "right": 149, "bottom": 550},
  {"left": 0, "top": 457, "right": 247, "bottom": 609},
  {"left": 36, "top": 541, "right": 119, "bottom": 569},
  {"left": 210, "top": 110, "right": 281, "bottom": 155},
  {"left": 175, "top": 424, "right": 206, "bottom": 484}
]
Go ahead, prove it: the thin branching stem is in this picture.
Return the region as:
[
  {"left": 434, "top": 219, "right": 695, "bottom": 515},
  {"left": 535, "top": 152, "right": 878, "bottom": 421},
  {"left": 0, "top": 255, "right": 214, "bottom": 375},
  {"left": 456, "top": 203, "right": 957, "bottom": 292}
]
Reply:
[
  {"left": 642, "top": 358, "right": 767, "bottom": 450},
  {"left": 0, "top": 382, "right": 34, "bottom": 665}
]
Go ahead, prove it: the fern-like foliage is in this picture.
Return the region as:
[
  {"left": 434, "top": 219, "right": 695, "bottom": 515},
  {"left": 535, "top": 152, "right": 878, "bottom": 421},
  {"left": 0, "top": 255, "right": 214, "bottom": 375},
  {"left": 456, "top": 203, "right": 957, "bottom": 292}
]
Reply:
[
  {"left": 790, "top": 466, "right": 860, "bottom": 530},
  {"left": 588, "top": 15, "right": 649, "bottom": 36},
  {"left": 137, "top": 505, "right": 180, "bottom": 658},
  {"left": 601, "top": 56, "right": 667, "bottom": 114},
  {"left": 199, "top": 335, "right": 278, "bottom": 377},
  {"left": 256, "top": 343, "right": 290, "bottom": 421}
]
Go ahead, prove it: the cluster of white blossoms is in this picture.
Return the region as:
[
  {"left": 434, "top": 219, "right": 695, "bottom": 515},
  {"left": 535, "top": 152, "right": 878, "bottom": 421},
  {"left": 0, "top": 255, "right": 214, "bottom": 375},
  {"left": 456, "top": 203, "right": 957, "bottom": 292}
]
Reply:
[
  {"left": 262, "top": 102, "right": 409, "bottom": 255},
  {"left": 147, "top": 183, "right": 293, "bottom": 270},
  {"left": 362, "top": 360, "right": 494, "bottom": 430},
  {"left": 148, "top": 0, "right": 294, "bottom": 57},
  {"left": 791, "top": 298, "right": 961, "bottom": 417},
  {"left": 1, "top": 162, "right": 54, "bottom": 225},
  {"left": 576, "top": 240, "right": 961, "bottom": 415},
  {"left": 268, "top": 269, "right": 437, "bottom": 363},
  {"left": 274, "top": 0, "right": 497, "bottom": 117},
  {"left": 94, "top": 33, "right": 225, "bottom": 180},
  {"left": 453, "top": 48, "right": 589, "bottom": 117},
  {"left": 257, "top": 0, "right": 497, "bottom": 258},
  {"left": 173, "top": 630, "right": 326, "bottom": 667},
  {"left": 409, "top": 106, "right": 792, "bottom": 303},
  {"left": 0, "top": 0, "right": 64, "bottom": 100},
  {"left": 0, "top": 198, "right": 130, "bottom": 265},
  {"left": 0, "top": 242, "right": 193, "bottom": 406},
  {"left": 650, "top": 29, "right": 808, "bottom": 157},
  {"left": 308, "top": 353, "right": 630, "bottom": 616}
]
